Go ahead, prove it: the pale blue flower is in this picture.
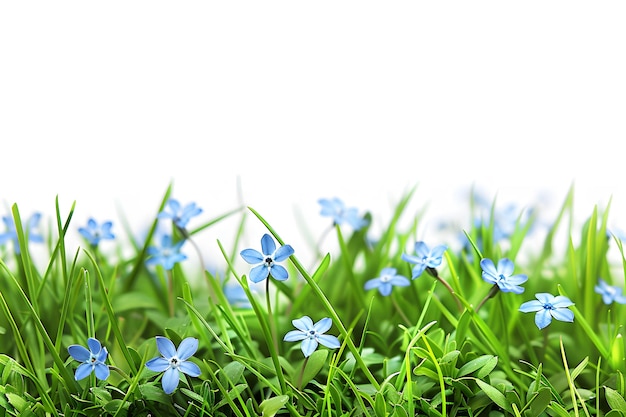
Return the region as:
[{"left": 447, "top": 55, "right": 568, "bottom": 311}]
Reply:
[
  {"left": 224, "top": 284, "right": 252, "bottom": 309},
  {"left": 595, "top": 278, "right": 626, "bottom": 305},
  {"left": 364, "top": 267, "right": 410, "bottom": 296},
  {"left": 78, "top": 218, "right": 115, "bottom": 247},
  {"left": 283, "top": 316, "right": 341, "bottom": 357},
  {"left": 318, "top": 197, "right": 367, "bottom": 231},
  {"left": 240, "top": 234, "right": 294, "bottom": 283},
  {"left": 519, "top": 293, "right": 574, "bottom": 329},
  {"left": 401, "top": 241, "right": 447, "bottom": 279},
  {"left": 67, "top": 337, "right": 110, "bottom": 381},
  {"left": 146, "top": 234, "right": 186, "bottom": 270},
  {"left": 0, "top": 212, "right": 44, "bottom": 254},
  {"left": 158, "top": 199, "right": 202, "bottom": 229},
  {"left": 480, "top": 258, "right": 527, "bottom": 294},
  {"left": 145, "top": 336, "right": 201, "bottom": 394}
]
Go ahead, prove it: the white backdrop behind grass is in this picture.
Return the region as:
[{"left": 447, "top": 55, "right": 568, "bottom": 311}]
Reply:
[{"left": 1, "top": 2, "right": 625, "bottom": 271}]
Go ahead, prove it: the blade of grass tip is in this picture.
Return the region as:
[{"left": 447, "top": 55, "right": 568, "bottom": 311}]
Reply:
[
  {"left": 123, "top": 182, "right": 173, "bottom": 291},
  {"left": 0, "top": 257, "right": 75, "bottom": 385},
  {"left": 83, "top": 250, "right": 138, "bottom": 376},
  {"left": 247, "top": 206, "right": 381, "bottom": 390},
  {"left": 37, "top": 197, "right": 75, "bottom": 301},
  {"left": 187, "top": 205, "right": 246, "bottom": 236},
  {"left": 11, "top": 204, "right": 40, "bottom": 313}
]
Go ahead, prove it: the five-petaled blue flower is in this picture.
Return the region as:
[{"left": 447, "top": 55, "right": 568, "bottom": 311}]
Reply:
[
  {"left": 318, "top": 197, "right": 367, "bottom": 231},
  {"left": 519, "top": 293, "right": 574, "bottom": 330},
  {"left": 158, "top": 199, "right": 203, "bottom": 229},
  {"left": 146, "top": 234, "right": 187, "bottom": 270},
  {"left": 78, "top": 218, "right": 115, "bottom": 247},
  {"left": 240, "top": 234, "right": 294, "bottom": 283},
  {"left": 145, "top": 336, "right": 202, "bottom": 394},
  {"left": 283, "top": 316, "right": 341, "bottom": 357},
  {"left": 0, "top": 212, "right": 44, "bottom": 254},
  {"left": 364, "top": 267, "right": 410, "bottom": 296},
  {"left": 480, "top": 258, "right": 528, "bottom": 294},
  {"left": 595, "top": 278, "right": 626, "bottom": 305},
  {"left": 401, "top": 241, "right": 447, "bottom": 279},
  {"left": 67, "top": 337, "right": 110, "bottom": 381}
]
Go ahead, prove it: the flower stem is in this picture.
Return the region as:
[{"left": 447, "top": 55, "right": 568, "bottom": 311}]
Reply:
[
  {"left": 476, "top": 285, "right": 500, "bottom": 312},
  {"left": 266, "top": 277, "right": 278, "bottom": 354},
  {"left": 167, "top": 270, "right": 174, "bottom": 317},
  {"left": 427, "top": 267, "right": 463, "bottom": 311},
  {"left": 391, "top": 294, "right": 412, "bottom": 326},
  {"left": 296, "top": 356, "right": 309, "bottom": 390}
]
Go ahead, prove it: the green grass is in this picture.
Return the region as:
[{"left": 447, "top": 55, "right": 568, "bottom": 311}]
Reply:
[{"left": 1, "top": 183, "right": 625, "bottom": 416}]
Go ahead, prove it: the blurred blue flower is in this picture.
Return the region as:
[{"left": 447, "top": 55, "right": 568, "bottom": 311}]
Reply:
[
  {"left": 283, "top": 316, "right": 341, "bottom": 357},
  {"left": 67, "top": 337, "right": 110, "bottom": 381},
  {"left": 401, "top": 241, "right": 447, "bottom": 279},
  {"left": 224, "top": 283, "right": 252, "bottom": 309},
  {"left": 78, "top": 218, "right": 115, "bottom": 247},
  {"left": 480, "top": 258, "right": 528, "bottom": 294},
  {"left": 364, "top": 267, "right": 410, "bottom": 296},
  {"left": 145, "top": 336, "right": 201, "bottom": 394},
  {"left": 318, "top": 197, "right": 367, "bottom": 231},
  {"left": 158, "top": 199, "right": 202, "bottom": 229},
  {"left": 240, "top": 234, "right": 294, "bottom": 283},
  {"left": 146, "top": 234, "right": 186, "bottom": 270},
  {"left": 0, "top": 212, "right": 44, "bottom": 254},
  {"left": 519, "top": 293, "right": 574, "bottom": 329},
  {"left": 595, "top": 278, "right": 626, "bottom": 305}
]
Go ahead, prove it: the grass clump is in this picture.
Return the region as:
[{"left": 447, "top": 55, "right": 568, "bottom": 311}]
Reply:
[{"left": 1, "top": 183, "right": 626, "bottom": 416}]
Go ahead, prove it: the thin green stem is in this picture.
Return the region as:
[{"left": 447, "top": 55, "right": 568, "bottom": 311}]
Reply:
[{"left": 475, "top": 285, "right": 500, "bottom": 312}]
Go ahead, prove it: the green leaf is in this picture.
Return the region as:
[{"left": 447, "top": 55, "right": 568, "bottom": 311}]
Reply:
[
  {"left": 476, "top": 355, "right": 498, "bottom": 379},
  {"left": 475, "top": 379, "right": 512, "bottom": 412},
  {"left": 299, "top": 349, "right": 328, "bottom": 387},
  {"left": 457, "top": 355, "right": 496, "bottom": 377},
  {"left": 219, "top": 361, "right": 245, "bottom": 386},
  {"left": 523, "top": 387, "right": 552, "bottom": 417},
  {"left": 605, "top": 386, "right": 626, "bottom": 412},
  {"left": 259, "top": 395, "right": 289, "bottom": 417}
]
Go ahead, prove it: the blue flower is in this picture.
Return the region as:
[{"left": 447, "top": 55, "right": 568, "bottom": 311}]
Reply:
[
  {"left": 78, "top": 218, "right": 115, "bottom": 247},
  {"left": 480, "top": 258, "right": 528, "bottom": 294},
  {"left": 594, "top": 278, "right": 626, "bottom": 305},
  {"left": 401, "top": 241, "right": 447, "bottom": 279},
  {"left": 283, "top": 316, "right": 341, "bottom": 357},
  {"left": 318, "top": 197, "right": 367, "bottom": 231},
  {"left": 67, "top": 337, "right": 110, "bottom": 381},
  {"left": 158, "top": 199, "right": 202, "bottom": 229},
  {"left": 364, "top": 267, "right": 410, "bottom": 296},
  {"left": 146, "top": 234, "right": 186, "bottom": 270},
  {"left": 240, "top": 234, "right": 294, "bottom": 283},
  {"left": 224, "top": 283, "right": 252, "bottom": 309},
  {"left": 519, "top": 293, "right": 574, "bottom": 329},
  {"left": 145, "top": 336, "right": 201, "bottom": 394},
  {"left": 0, "top": 212, "right": 44, "bottom": 254}
]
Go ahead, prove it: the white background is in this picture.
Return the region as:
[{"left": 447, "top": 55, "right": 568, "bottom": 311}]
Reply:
[{"left": 1, "top": 2, "right": 625, "bottom": 268}]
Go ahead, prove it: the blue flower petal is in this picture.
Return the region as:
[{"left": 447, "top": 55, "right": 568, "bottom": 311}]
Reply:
[
  {"left": 179, "top": 361, "right": 202, "bottom": 377},
  {"left": 283, "top": 330, "right": 307, "bottom": 342},
  {"left": 156, "top": 336, "right": 177, "bottom": 358},
  {"left": 87, "top": 338, "right": 102, "bottom": 354},
  {"left": 249, "top": 265, "right": 270, "bottom": 283},
  {"left": 260, "top": 234, "right": 276, "bottom": 256},
  {"left": 317, "top": 334, "right": 341, "bottom": 349},
  {"left": 292, "top": 316, "right": 314, "bottom": 332},
  {"left": 146, "top": 357, "right": 170, "bottom": 372},
  {"left": 535, "top": 309, "right": 552, "bottom": 329},
  {"left": 162, "top": 367, "right": 180, "bottom": 394},
  {"left": 551, "top": 308, "right": 574, "bottom": 323},
  {"left": 274, "top": 245, "right": 294, "bottom": 262},
  {"left": 378, "top": 282, "right": 392, "bottom": 296},
  {"left": 300, "top": 338, "right": 318, "bottom": 357},
  {"left": 497, "top": 258, "right": 515, "bottom": 276},
  {"left": 68, "top": 345, "right": 91, "bottom": 362},
  {"left": 364, "top": 278, "right": 381, "bottom": 291},
  {"left": 240, "top": 248, "right": 264, "bottom": 264},
  {"left": 269, "top": 264, "right": 289, "bottom": 281},
  {"left": 94, "top": 363, "right": 110, "bottom": 380},
  {"left": 176, "top": 338, "right": 199, "bottom": 361},
  {"left": 313, "top": 317, "right": 332, "bottom": 334},
  {"left": 74, "top": 363, "right": 94, "bottom": 381},
  {"left": 519, "top": 300, "right": 543, "bottom": 312}
]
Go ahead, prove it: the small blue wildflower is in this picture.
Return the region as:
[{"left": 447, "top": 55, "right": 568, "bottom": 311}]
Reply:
[
  {"left": 224, "top": 284, "right": 252, "bottom": 309},
  {"left": 401, "top": 241, "right": 447, "bottom": 279},
  {"left": 480, "top": 258, "right": 528, "bottom": 294},
  {"left": 146, "top": 234, "right": 186, "bottom": 270},
  {"left": 78, "top": 218, "right": 115, "bottom": 247},
  {"left": 595, "top": 278, "right": 626, "bottom": 305},
  {"left": 519, "top": 293, "right": 574, "bottom": 329},
  {"left": 0, "top": 212, "right": 44, "bottom": 254},
  {"left": 145, "top": 336, "right": 201, "bottom": 394},
  {"left": 364, "top": 267, "right": 410, "bottom": 296},
  {"left": 283, "top": 316, "right": 341, "bottom": 357},
  {"left": 318, "top": 197, "right": 367, "bottom": 231},
  {"left": 67, "top": 337, "right": 110, "bottom": 381},
  {"left": 240, "top": 234, "right": 294, "bottom": 283},
  {"left": 158, "top": 199, "right": 203, "bottom": 229}
]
